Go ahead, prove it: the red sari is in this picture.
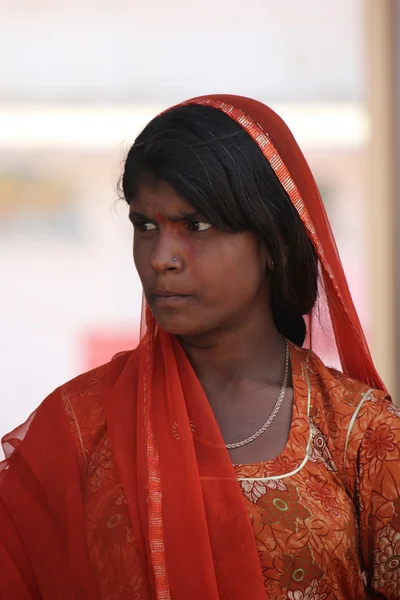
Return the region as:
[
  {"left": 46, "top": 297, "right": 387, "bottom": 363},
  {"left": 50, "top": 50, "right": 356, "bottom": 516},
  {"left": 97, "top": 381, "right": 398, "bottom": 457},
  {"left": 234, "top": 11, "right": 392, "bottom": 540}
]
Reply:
[{"left": 0, "top": 96, "right": 396, "bottom": 599}]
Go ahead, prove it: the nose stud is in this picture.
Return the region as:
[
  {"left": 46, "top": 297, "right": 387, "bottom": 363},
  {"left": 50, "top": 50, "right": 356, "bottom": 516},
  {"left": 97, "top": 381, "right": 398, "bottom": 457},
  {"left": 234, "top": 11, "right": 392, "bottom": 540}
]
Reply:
[{"left": 172, "top": 257, "right": 177, "bottom": 262}]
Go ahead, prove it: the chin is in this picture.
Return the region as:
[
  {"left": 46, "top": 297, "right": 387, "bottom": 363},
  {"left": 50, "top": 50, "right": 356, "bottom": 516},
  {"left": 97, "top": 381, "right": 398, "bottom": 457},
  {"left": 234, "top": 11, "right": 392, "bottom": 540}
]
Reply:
[
  {"left": 151, "top": 311, "right": 208, "bottom": 337},
  {"left": 156, "top": 320, "right": 201, "bottom": 337}
]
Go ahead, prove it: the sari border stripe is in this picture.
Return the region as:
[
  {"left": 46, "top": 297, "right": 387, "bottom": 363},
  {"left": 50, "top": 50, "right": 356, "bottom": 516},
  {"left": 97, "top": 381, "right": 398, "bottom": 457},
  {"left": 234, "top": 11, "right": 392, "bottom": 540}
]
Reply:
[{"left": 144, "top": 325, "right": 171, "bottom": 599}]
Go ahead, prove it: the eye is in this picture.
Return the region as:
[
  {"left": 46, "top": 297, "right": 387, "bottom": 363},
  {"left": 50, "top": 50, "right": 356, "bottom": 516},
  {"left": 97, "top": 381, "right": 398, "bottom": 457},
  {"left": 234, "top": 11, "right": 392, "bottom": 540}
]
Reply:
[
  {"left": 187, "top": 221, "right": 212, "bottom": 232},
  {"left": 133, "top": 221, "right": 157, "bottom": 232}
]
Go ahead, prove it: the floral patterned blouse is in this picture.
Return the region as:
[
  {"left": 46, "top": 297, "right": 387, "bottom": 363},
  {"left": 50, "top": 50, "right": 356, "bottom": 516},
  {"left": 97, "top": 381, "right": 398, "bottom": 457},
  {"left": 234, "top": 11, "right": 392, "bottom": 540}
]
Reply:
[
  {"left": 235, "top": 345, "right": 400, "bottom": 599},
  {"left": 59, "top": 344, "right": 400, "bottom": 599}
]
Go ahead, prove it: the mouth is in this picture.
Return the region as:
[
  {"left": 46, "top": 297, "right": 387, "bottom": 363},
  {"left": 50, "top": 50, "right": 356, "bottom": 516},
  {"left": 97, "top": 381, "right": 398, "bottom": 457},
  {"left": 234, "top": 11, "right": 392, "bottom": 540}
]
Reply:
[{"left": 151, "top": 292, "right": 192, "bottom": 306}]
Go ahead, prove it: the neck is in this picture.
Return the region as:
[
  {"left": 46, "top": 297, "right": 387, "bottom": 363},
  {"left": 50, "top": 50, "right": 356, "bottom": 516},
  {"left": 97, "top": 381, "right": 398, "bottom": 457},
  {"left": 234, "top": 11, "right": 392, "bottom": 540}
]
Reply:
[{"left": 179, "top": 307, "right": 285, "bottom": 387}]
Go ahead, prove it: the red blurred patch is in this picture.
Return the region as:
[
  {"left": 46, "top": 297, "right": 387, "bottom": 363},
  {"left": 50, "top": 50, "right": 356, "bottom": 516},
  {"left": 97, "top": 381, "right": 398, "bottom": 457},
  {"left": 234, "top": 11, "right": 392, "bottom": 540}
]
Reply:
[{"left": 83, "top": 330, "right": 139, "bottom": 370}]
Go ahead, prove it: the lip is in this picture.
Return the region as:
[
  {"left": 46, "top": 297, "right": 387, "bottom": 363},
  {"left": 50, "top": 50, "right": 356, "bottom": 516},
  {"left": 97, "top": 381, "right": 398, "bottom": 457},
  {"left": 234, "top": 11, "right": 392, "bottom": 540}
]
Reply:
[
  {"left": 151, "top": 291, "right": 191, "bottom": 305},
  {"left": 151, "top": 293, "right": 191, "bottom": 307},
  {"left": 153, "top": 291, "right": 187, "bottom": 297}
]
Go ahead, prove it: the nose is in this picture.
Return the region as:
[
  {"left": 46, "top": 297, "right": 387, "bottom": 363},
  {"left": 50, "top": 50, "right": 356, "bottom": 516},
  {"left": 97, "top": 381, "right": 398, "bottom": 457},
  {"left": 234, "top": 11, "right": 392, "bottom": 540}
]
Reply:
[{"left": 150, "top": 232, "right": 183, "bottom": 273}]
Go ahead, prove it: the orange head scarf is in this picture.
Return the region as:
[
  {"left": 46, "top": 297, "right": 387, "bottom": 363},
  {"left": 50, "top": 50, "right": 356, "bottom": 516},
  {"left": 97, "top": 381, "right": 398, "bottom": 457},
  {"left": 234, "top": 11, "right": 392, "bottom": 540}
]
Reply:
[{"left": 136, "top": 95, "right": 386, "bottom": 599}]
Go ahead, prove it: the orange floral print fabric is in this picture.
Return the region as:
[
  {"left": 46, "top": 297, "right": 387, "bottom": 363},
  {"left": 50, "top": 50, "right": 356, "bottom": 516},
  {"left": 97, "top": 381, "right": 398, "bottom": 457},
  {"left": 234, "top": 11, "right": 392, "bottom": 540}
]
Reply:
[{"left": 235, "top": 345, "right": 400, "bottom": 599}]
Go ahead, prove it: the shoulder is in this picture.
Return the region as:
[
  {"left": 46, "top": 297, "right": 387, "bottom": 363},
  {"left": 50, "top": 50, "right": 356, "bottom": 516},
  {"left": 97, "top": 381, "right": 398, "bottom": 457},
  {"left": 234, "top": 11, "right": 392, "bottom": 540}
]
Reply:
[
  {"left": 1, "top": 349, "right": 139, "bottom": 487},
  {"left": 60, "top": 349, "right": 134, "bottom": 403},
  {"left": 292, "top": 346, "right": 399, "bottom": 492},
  {"left": 297, "top": 345, "right": 396, "bottom": 455},
  {"left": 58, "top": 349, "right": 138, "bottom": 466},
  {"left": 296, "top": 344, "right": 389, "bottom": 417}
]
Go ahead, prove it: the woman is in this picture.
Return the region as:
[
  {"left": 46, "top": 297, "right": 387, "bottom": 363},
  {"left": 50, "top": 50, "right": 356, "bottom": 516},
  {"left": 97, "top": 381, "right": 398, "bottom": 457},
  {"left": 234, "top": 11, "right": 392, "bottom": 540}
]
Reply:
[{"left": 1, "top": 95, "right": 399, "bottom": 600}]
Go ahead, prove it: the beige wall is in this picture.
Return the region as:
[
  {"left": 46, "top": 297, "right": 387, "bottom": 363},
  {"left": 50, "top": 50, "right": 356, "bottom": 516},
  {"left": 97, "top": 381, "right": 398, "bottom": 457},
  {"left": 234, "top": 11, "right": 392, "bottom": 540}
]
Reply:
[{"left": 364, "top": 0, "right": 397, "bottom": 397}]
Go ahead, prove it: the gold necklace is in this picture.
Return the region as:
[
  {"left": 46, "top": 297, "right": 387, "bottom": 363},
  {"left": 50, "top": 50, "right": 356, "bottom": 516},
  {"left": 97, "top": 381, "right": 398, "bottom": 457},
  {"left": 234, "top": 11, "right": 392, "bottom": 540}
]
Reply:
[{"left": 225, "top": 339, "right": 290, "bottom": 449}]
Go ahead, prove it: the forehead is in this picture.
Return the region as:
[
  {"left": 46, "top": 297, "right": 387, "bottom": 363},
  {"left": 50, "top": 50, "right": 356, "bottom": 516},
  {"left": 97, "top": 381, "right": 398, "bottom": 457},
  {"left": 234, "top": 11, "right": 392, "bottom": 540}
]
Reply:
[{"left": 131, "top": 180, "right": 194, "bottom": 216}]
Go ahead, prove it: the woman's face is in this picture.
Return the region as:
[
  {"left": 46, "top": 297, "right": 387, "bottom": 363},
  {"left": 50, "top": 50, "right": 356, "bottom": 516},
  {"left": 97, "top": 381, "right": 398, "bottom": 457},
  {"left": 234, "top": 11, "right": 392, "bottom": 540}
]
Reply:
[{"left": 130, "top": 180, "right": 270, "bottom": 339}]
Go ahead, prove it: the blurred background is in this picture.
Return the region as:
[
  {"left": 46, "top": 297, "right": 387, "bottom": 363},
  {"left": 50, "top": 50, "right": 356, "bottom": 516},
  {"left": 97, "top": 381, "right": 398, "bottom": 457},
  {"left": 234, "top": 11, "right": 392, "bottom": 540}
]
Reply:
[{"left": 1, "top": 0, "right": 399, "bottom": 445}]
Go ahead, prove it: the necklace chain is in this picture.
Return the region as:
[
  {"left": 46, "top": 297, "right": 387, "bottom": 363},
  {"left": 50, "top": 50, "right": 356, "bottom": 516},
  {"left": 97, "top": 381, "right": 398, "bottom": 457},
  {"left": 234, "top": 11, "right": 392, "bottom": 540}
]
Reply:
[{"left": 225, "top": 339, "right": 290, "bottom": 449}]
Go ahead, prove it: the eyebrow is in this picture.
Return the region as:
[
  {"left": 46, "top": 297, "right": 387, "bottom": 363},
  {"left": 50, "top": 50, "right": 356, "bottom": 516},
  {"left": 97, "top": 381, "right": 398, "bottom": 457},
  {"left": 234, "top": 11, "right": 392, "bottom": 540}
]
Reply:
[{"left": 128, "top": 210, "right": 207, "bottom": 224}]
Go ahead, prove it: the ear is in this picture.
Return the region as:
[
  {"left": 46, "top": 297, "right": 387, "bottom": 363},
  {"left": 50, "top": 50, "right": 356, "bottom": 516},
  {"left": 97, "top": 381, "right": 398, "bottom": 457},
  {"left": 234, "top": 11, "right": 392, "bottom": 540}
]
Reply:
[
  {"left": 258, "top": 237, "right": 273, "bottom": 270},
  {"left": 266, "top": 247, "right": 288, "bottom": 272}
]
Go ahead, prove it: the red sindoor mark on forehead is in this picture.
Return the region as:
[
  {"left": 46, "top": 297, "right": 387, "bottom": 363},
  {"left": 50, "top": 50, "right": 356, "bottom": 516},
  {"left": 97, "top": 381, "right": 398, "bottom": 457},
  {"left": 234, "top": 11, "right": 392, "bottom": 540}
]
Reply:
[{"left": 151, "top": 212, "right": 205, "bottom": 262}]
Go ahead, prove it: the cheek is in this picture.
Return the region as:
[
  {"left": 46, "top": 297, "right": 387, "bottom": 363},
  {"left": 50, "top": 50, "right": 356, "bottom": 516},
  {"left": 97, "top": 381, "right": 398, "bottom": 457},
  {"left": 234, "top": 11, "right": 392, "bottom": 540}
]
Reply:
[
  {"left": 224, "top": 256, "right": 265, "bottom": 295},
  {"left": 199, "top": 238, "right": 266, "bottom": 296}
]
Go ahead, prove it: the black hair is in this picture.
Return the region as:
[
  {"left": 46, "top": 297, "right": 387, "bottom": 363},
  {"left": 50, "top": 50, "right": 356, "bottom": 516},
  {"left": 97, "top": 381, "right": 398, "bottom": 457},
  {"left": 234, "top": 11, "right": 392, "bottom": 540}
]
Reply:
[{"left": 121, "top": 104, "right": 318, "bottom": 346}]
